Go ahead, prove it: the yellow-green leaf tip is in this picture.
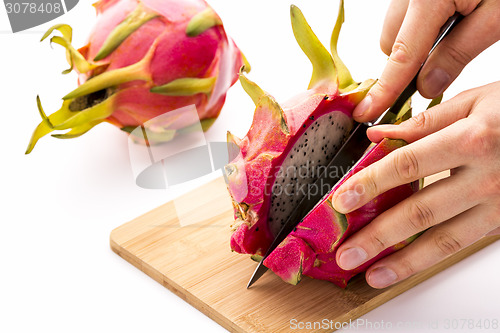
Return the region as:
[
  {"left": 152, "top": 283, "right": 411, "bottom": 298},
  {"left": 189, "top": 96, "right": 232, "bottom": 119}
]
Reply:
[
  {"left": 290, "top": 5, "right": 336, "bottom": 90},
  {"left": 93, "top": 3, "right": 158, "bottom": 61},
  {"left": 151, "top": 77, "right": 216, "bottom": 96},
  {"left": 186, "top": 7, "right": 222, "bottom": 37}
]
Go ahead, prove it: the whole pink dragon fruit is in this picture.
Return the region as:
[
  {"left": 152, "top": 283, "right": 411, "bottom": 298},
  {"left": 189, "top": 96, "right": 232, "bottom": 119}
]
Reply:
[
  {"left": 225, "top": 2, "right": 419, "bottom": 288},
  {"left": 26, "top": 0, "right": 249, "bottom": 153}
]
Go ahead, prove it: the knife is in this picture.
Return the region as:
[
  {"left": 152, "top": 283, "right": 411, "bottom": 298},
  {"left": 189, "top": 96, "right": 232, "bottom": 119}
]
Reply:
[{"left": 247, "top": 13, "right": 463, "bottom": 289}]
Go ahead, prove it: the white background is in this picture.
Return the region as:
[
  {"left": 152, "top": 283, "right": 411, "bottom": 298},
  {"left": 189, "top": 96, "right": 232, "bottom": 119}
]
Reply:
[{"left": 1, "top": 0, "right": 499, "bottom": 332}]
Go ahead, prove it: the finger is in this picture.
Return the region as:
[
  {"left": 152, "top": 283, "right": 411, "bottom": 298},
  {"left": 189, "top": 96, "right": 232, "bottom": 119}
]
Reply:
[
  {"left": 380, "top": 0, "right": 409, "bottom": 56},
  {"left": 353, "top": 0, "right": 481, "bottom": 122},
  {"left": 354, "top": 0, "right": 454, "bottom": 121},
  {"left": 367, "top": 89, "right": 475, "bottom": 143},
  {"left": 364, "top": 205, "right": 495, "bottom": 288},
  {"left": 332, "top": 119, "right": 471, "bottom": 214},
  {"left": 335, "top": 169, "right": 479, "bottom": 271},
  {"left": 417, "top": 2, "right": 500, "bottom": 98}
]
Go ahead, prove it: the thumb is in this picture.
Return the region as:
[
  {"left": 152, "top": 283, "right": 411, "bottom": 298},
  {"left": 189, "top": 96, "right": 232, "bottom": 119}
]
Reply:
[{"left": 418, "top": 3, "right": 500, "bottom": 98}]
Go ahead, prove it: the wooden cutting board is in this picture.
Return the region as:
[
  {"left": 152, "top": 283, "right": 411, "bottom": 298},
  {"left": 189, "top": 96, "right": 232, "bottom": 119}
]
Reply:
[{"left": 110, "top": 174, "right": 499, "bottom": 333}]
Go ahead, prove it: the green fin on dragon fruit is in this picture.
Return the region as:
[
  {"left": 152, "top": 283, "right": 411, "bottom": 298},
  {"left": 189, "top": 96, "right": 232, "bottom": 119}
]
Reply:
[{"left": 26, "top": 0, "right": 249, "bottom": 154}]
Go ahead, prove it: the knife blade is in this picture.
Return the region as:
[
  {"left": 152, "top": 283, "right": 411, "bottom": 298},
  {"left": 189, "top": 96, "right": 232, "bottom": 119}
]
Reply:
[{"left": 247, "top": 13, "right": 463, "bottom": 289}]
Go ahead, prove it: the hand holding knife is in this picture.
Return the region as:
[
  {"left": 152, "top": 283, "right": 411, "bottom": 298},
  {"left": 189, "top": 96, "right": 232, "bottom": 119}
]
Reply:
[{"left": 247, "top": 13, "right": 463, "bottom": 289}]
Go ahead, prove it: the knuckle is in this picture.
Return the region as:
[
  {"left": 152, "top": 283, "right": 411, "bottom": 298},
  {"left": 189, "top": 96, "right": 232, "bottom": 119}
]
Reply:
[
  {"left": 393, "top": 148, "right": 420, "bottom": 181},
  {"left": 433, "top": 229, "right": 463, "bottom": 257},
  {"left": 454, "top": 0, "right": 480, "bottom": 15},
  {"left": 398, "top": 256, "right": 417, "bottom": 277},
  {"left": 444, "top": 43, "right": 473, "bottom": 68},
  {"left": 405, "top": 200, "right": 436, "bottom": 231},
  {"left": 479, "top": 175, "right": 500, "bottom": 200},
  {"left": 454, "top": 88, "right": 474, "bottom": 102},
  {"left": 406, "top": 110, "right": 433, "bottom": 130},
  {"left": 391, "top": 39, "right": 423, "bottom": 65},
  {"left": 367, "top": 229, "right": 388, "bottom": 252},
  {"left": 462, "top": 124, "right": 497, "bottom": 158},
  {"left": 372, "top": 79, "right": 400, "bottom": 101},
  {"left": 437, "top": 0, "right": 455, "bottom": 14},
  {"left": 361, "top": 168, "right": 380, "bottom": 197}
]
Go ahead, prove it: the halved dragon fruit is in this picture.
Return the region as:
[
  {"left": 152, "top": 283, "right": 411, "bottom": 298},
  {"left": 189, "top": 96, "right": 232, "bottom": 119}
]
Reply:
[
  {"left": 225, "top": 2, "right": 419, "bottom": 288},
  {"left": 26, "top": 0, "right": 248, "bottom": 153},
  {"left": 263, "top": 138, "right": 419, "bottom": 287}
]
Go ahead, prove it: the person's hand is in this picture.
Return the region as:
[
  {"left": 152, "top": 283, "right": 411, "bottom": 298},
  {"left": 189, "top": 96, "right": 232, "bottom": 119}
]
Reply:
[
  {"left": 331, "top": 81, "right": 500, "bottom": 288},
  {"left": 353, "top": 0, "right": 500, "bottom": 122}
]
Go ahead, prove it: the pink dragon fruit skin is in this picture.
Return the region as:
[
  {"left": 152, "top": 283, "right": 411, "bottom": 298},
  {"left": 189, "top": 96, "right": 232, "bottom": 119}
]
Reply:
[
  {"left": 226, "top": 2, "right": 420, "bottom": 288},
  {"left": 227, "top": 85, "right": 372, "bottom": 256},
  {"left": 264, "top": 139, "right": 419, "bottom": 288},
  {"left": 26, "top": 0, "right": 248, "bottom": 153},
  {"left": 226, "top": 2, "right": 374, "bottom": 257}
]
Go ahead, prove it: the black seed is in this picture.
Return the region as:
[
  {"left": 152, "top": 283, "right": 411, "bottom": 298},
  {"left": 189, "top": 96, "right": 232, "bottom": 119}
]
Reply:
[
  {"left": 309, "top": 116, "right": 314, "bottom": 120},
  {"left": 255, "top": 227, "right": 259, "bottom": 231}
]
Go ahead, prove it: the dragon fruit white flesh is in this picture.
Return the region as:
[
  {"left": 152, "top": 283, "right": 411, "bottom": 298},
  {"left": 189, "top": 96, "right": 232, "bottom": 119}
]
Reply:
[
  {"left": 225, "top": 2, "right": 420, "bottom": 288},
  {"left": 26, "top": 0, "right": 248, "bottom": 153}
]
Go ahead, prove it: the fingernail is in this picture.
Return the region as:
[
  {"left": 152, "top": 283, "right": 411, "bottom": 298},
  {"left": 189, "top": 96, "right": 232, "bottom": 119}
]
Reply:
[
  {"left": 334, "top": 189, "right": 361, "bottom": 213},
  {"left": 353, "top": 95, "right": 372, "bottom": 118},
  {"left": 423, "top": 68, "right": 450, "bottom": 97},
  {"left": 338, "top": 247, "right": 368, "bottom": 270},
  {"left": 368, "top": 267, "right": 398, "bottom": 288}
]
